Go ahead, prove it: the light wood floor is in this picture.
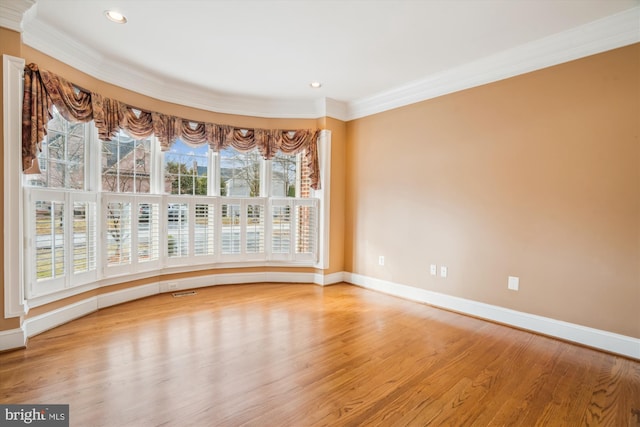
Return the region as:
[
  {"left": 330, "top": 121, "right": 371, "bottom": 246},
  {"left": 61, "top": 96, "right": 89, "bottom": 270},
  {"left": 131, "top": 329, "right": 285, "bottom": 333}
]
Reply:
[{"left": 1, "top": 283, "right": 639, "bottom": 426}]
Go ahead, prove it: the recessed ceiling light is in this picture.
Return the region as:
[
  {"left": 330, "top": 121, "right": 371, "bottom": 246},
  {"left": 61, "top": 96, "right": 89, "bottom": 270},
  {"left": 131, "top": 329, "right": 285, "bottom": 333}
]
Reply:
[
  {"left": 309, "top": 82, "right": 322, "bottom": 89},
  {"left": 104, "top": 10, "right": 127, "bottom": 24}
]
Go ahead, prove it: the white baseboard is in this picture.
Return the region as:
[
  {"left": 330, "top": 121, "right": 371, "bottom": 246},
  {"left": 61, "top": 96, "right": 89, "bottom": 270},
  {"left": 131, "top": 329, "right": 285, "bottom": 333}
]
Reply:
[
  {"left": 158, "top": 271, "right": 326, "bottom": 293},
  {"left": 18, "top": 271, "right": 631, "bottom": 359},
  {"left": 98, "top": 283, "right": 160, "bottom": 309},
  {"left": 0, "top": 327, "right": 27, "bottom": 351},
  {"left": 344, "top": 272, "right": 640, "bottom": 360},
  {"left": 314, "top": 271, "right": 345, "bottom": 286},
  {"left": 24, "top": 298, "right": 98, "bottom": 338}
]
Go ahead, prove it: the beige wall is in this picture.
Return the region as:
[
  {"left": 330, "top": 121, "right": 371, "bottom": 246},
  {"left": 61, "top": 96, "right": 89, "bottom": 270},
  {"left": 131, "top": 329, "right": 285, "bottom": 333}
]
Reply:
[{"left": 345, "top": 44, "right": 640, "bottom": 338}]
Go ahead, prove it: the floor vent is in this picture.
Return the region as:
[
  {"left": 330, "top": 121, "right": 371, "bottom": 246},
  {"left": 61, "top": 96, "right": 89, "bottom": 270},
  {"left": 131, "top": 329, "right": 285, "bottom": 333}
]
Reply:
[{"left": 172, "top": 290, "right": 197, "bottom": 298}]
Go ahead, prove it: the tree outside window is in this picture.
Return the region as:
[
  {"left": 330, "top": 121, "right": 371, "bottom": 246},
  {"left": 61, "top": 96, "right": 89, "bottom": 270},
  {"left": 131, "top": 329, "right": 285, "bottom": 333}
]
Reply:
[{"left": 164, "top": 139, "right": 208, "bottom": 195}]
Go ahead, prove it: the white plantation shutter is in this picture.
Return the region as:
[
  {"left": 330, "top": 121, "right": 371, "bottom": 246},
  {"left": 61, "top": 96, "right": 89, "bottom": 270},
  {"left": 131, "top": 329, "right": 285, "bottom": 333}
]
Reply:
[
  {"left": 104, "top": 199, "right": 132, "bottom": 272},
  {"left": 271, "top": 202, "right": 292, "bottom": 254},
  {"left": 246, "top": 201, "right": 266, "bottom": 256},
  {"left": 27, "top": 191, "right": 67, "bottom": 297},
  {"left": 72, "top": 201, "right": 96, "bottom": 274},
  {"left": 70, "top": 192, "right": 98, "bottom": 286},
  {"left": 136, "top": 198, "right": 161, "bottom": 269},
  {"left": 270, "top": 199, "right": 292, "bottom": 261},
  {"left": 167, "top": 201, "right": 189, "bottom": 261},
  {"left": 294, "top": 199, "right": 318, "bottom": 262},
  {"left": 269, "top": 198, "right": 318, "bottom": 262},
  {"left": 25, "top": 189, "right": 99, "bottom": 297},
  {"left": 194, "top": 202, "right": 215, "bottom": 257},
  {"left": 221, "top": 202, "right": 241, "bottom": 255}
]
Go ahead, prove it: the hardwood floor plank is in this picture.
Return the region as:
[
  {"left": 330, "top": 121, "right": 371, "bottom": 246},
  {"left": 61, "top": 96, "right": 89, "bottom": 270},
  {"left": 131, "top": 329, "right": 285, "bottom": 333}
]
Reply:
[{"left": 1, "top": 283, "right": 638, "bottom": 426}]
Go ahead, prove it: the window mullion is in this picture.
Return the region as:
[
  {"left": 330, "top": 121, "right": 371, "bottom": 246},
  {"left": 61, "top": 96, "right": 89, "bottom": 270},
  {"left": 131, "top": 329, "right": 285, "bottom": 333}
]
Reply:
[
  {"left": 209, "top": 150, "right": 218, "bottom": 196},
  {"left": 262, "top": 158, "right": 270, "bottom": 198},
  {"left": 151, "top": 136, "right": 163, "bottom": 195}
]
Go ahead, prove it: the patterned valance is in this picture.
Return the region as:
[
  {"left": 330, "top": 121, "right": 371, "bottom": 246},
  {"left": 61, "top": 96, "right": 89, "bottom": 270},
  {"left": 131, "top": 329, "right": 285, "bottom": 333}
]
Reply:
[{"left": 22, "top": 63, "right": 321, "bottom": 189}]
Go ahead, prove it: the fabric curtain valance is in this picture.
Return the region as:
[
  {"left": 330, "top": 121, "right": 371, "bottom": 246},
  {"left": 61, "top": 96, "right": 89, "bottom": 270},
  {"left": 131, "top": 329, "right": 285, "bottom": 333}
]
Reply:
[{"left": 22, "top": 63, "right": 321, "bottom": 189}]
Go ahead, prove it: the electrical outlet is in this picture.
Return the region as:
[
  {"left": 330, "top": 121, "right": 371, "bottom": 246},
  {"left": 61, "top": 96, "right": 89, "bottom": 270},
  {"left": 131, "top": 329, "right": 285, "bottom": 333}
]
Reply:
[
  {"left": 430, "top": 264, "right": 437, "bottom": 276},
  {"left": 378, "top": 256, "right": 385, "bottom": 266},
  {"left": 508, "top": 276, "right": 519, "bottom": 291},
  {"left": 168, "top": 282, "right": 178, "bottom": 291},
  {"left": 440, "top": 266, "right": 448, "bottom": 278}
]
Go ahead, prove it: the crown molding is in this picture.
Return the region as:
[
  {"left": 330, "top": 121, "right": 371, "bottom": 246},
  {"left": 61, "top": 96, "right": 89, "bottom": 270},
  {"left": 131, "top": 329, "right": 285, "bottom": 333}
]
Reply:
[
  {"left": 0, "top": 0, "right": 34, "bottom": 32},
  {"left": 22, "top": 17, "right": 329, "bottom": 120},
  {"left": 345, "top": 6, "right": 640, "bottom": 120},
  {"left": 17, "top": 5, "right": 640, "bottom": 121}
]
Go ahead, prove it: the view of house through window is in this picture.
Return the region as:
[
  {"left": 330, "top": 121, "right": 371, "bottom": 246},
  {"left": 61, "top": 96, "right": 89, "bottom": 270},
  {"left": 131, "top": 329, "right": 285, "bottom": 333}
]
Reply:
[
  {"left": 219, "top": 147, "right": 261, "bottom": 197},
  {"left": 102, "top": 131, "right": 152, "bottom": 193},
  {"left": 26, "top": 106, "right": 87, "bottom": 190}
]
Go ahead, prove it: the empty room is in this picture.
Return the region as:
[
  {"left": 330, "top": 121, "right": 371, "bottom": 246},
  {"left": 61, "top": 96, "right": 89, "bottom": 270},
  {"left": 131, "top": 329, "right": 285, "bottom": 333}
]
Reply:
[{"left": 1, "top": 0, "right": 639, "bottom": 425}]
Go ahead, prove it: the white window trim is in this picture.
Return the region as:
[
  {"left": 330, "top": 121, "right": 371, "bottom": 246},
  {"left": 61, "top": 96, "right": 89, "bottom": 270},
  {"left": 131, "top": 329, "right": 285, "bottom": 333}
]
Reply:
[
  {"left": 315, "top": 130, "right": 331, "bottom": 270},
  {"left": 4, "top": 54, "right": 27, "bottom": 318}
]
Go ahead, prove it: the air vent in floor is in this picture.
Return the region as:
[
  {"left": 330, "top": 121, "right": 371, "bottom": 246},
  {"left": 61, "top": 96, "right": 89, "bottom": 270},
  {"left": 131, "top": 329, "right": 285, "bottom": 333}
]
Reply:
[{"left": 172, "top": 290, "right": 197, "bottom": 298}]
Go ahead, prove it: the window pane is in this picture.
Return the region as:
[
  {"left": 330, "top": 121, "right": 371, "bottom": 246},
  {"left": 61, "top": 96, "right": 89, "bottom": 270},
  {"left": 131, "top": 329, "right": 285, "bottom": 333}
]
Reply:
[
  {"left": 48, "top": 160, "right": 67, "bottom": 188},
  {"left": 26, "top": 108, "right": 87, "bottom": 190},
  {"left": 102, "top": 132, "right": 152, "bottom": 193},
  {"left": 272, "top": 152, "right": 298, "bottom": 197},
  {"left": 164, "top": 139, "right": 208, "bottom": 195},
  {"left": 47, "top": 132, "right": 66, "bottom": 161},
  {"left": 220, "top": 148, "right": 261, "bottom": 197}
]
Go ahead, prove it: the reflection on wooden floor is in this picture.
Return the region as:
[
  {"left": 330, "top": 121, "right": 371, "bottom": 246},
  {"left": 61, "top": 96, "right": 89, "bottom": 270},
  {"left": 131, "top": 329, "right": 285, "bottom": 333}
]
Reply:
[{"left": 1, "top": 283, "right": 639, "bottom": 426}]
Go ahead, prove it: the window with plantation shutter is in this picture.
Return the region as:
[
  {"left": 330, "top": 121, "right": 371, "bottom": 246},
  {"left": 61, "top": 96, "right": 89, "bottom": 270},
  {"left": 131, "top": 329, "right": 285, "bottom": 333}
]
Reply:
[
  {"left": 221, "top": 202, "right": 241, "bottom": 255},
  {"left": 72, "top": 200, "right": 97, "bottom": 276},
  {"left": 35, "top": 200, "right": 65, "bottom": 283},
  {"left": 271, "top": 203, "right": 291, "bottom": 255},
  {"left": 137, "top": 200, "right": 160, "bottom": 265},
  {"left": 246, "top": 202, "right": 265, "bottom": 255},
  {"left": 105, "top": 201, "right": 132, "bottom": 268},
  {"left": 194, "top": 202, "right": 215, "bottom": 257},
  {"left": 11, "top": 64, "right": 329, "bottom": 312},
  {"left": 295, "top": 200, "right": 318, "bottom": 261},
  {"left": 16, "top": 86, "right": 329, "bottom": 306},
  {"left": 167, "top": 202, "right": 189, "bottom": 259}
]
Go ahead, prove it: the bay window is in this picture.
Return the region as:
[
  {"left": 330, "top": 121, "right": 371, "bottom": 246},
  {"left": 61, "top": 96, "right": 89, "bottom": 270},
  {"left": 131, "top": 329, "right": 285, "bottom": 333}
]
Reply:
[{"left": 11, "top": 61, "right": 328, "bottom": 310}]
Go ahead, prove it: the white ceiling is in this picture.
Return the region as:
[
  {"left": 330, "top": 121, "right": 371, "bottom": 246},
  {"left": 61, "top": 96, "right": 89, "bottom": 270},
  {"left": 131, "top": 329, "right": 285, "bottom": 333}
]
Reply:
[{"left": 5, "top": 0, "right": 640, "bottom": 119}]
